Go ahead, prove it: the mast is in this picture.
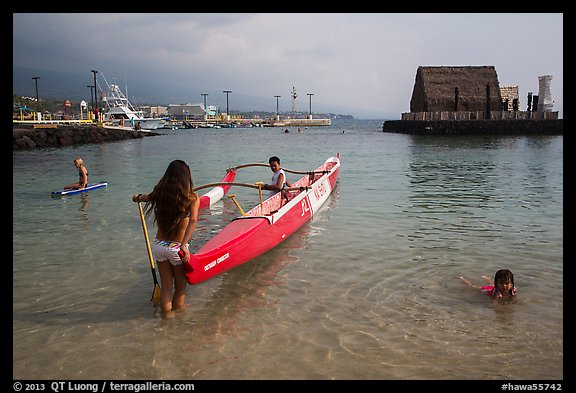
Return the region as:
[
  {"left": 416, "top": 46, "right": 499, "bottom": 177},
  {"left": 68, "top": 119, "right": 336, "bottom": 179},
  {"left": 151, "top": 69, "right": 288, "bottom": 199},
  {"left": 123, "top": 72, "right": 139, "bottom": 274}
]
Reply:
[
  {"left": 124, "top": 74, "right": 128, "bottom": 104},
  {"left": 291, "top": 86, "right": 297, "bottom": 118}
]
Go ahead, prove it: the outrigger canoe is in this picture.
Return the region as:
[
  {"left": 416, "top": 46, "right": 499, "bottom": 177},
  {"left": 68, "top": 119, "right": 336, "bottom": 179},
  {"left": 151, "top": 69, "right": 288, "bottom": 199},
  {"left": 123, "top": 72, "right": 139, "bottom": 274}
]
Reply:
[{"left": 184, "top": 154, "right": 340, "bottom": 284}]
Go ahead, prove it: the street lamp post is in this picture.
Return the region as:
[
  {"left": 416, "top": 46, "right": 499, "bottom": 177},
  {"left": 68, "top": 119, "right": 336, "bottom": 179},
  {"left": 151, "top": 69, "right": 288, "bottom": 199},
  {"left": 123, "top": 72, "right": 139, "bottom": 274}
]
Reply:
[
  {"left": 32, "top": 76, "right": 40, "bottom": 111},
  {"left": 274, "top": 95, "right": 281, "bottom": 121},
  {"left": 87, "top": 85, "right": 94, "bottom": 115},
  {"left": 223, "top": 90, "right": 231, "bottom": 123},
  {"left": 201, "top": 93, "right": 208, "bottom": 126},
  {"left": 307, "top": 93, "right": 314, "bottom": 119},
  {"left": 91, "top": 69, "right": 98, "bottom": 119}
]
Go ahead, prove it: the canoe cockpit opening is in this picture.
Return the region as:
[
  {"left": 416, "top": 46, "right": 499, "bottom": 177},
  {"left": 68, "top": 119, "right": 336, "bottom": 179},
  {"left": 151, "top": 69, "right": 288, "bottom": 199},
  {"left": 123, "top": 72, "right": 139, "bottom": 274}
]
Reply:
[{"left": 227, "top": 160, "right": 336, "bottom": 218}]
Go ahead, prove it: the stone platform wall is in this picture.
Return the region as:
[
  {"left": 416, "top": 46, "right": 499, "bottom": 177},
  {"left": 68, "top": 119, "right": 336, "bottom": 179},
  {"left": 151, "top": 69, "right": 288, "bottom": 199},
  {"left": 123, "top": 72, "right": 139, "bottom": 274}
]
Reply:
[
  {"left": 382, "top": 119, "right": 563, "bottom": 135},
  {"left": 13, "top": 125, "right": 159, "bottom": 150}
]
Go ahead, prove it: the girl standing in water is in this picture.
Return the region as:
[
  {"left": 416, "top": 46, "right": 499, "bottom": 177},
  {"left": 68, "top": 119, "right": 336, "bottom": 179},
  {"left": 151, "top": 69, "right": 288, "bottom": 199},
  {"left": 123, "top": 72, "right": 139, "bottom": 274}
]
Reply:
[{"left": 133, "top": 160, "right": 200, "bottom": 314}]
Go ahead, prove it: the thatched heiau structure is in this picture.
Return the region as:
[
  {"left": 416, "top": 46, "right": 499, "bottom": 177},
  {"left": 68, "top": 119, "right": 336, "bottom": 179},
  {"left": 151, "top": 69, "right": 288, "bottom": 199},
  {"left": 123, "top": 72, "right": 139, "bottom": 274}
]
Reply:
[{"left": 410, "top": 66, "right": 502, "bottom": 112}]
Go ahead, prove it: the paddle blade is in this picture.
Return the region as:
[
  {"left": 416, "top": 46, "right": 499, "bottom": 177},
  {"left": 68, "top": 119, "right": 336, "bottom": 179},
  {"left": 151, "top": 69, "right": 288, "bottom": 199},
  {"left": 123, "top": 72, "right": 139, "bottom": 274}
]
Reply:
[{"left": 152, "top": 284, "right": 161, "bottom": 306}]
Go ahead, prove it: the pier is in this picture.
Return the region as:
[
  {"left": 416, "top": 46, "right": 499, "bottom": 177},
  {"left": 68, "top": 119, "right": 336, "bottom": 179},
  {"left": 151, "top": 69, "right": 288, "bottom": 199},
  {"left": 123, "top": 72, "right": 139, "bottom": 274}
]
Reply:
[
  {"left": 168, "top": 117, "right": 331, "bottom": 128},
  {"left": 268, "top": 118, "right": 331, "bottom": 127}
]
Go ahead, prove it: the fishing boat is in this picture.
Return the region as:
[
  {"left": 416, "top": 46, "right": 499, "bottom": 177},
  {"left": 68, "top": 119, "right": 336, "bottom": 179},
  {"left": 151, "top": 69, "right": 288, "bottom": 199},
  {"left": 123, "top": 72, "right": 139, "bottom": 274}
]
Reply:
[
  {"left": 183, "top": 154, "right": 340, "bottom": 284},
  {"left": 100, "top": 78, "right": 164, "bottom": 130}
]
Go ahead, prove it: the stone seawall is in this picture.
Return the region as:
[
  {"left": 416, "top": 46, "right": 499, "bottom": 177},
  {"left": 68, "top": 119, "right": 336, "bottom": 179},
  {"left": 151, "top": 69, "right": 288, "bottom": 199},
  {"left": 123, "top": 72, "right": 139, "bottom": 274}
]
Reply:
[
  {"left": 382, "top": 119, "right": 563, "bottom": 135},
  {"left": 13, "top": 125, "right": 160, "bottom": 150}
]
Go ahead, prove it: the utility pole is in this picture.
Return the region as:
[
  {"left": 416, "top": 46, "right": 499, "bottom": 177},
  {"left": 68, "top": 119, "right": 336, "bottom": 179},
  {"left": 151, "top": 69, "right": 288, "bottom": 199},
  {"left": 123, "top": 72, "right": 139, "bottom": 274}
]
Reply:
[
  {"left": 32, "top": 76, "right": 40, "bottom": 111},
  {"left": 307, "top": 93, "right": 314, "bottom": 119},
  {"left": 201, "top": 93, "right": 208, "bottom": 126},
  {"left": 274, "top": 95, "right": 281, "bottom": 121},
  {"left": 91, "top": 69, "right": 98, "bottom": 118},
  {"left": 223, "top": 90, "right": 232, "bottom": 123},
  {"left": 87, "top": 85, "right": 94, "bottom": 113}
]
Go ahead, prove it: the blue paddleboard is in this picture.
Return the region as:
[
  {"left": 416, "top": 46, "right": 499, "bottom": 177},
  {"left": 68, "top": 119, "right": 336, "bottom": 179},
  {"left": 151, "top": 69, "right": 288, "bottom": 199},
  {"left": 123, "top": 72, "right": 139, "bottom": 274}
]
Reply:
[{"left": 51, "top": 181, "right": 108, "bottom": 195}]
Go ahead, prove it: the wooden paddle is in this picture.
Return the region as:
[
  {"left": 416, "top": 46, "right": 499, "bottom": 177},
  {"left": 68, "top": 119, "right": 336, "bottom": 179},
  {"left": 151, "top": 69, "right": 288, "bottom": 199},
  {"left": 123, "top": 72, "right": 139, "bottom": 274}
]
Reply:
[
  {"left": 255, "top": 182, "right": 264, "bottom": 214},
  {"left": 137, "top": 201, "right": 161, "bottom": 306},
  {"left": 227, "top": 194, "right": 247, "bottom": 216}
]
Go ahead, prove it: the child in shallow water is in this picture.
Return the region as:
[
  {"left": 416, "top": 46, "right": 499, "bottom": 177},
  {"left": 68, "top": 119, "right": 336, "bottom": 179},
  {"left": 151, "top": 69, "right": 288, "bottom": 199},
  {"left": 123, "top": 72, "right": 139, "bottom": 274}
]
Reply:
[
  {"left": 460, "top": 269, "right": 517, "bottom": 301},
  {"left": 63, "top": 157, "right": 88, "bottom": 190}
]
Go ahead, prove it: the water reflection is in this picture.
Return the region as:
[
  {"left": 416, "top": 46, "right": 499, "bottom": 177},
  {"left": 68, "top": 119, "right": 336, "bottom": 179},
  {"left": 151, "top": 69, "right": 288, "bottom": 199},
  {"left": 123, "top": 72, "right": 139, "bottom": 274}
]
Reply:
[
  {"left": 151, "top": 190, "right": 340, "bottom": 378},
  {"left": 492, "top": 299, "right": 517, "bottom": 326},
  {"left": 186, "top": 187, "right": 340, "bottom": 328},
  {"left": 80, "top": 193, "right": 89, "bottom": 211},
  {"left": 404, "top": 135, "right": 504, "bottom": 255},
  {"left": 151, "top": 219, "right": 313, "bottom": 377},
  {"left": 409, "top": 134, "right": 514, "bottom": 149}
]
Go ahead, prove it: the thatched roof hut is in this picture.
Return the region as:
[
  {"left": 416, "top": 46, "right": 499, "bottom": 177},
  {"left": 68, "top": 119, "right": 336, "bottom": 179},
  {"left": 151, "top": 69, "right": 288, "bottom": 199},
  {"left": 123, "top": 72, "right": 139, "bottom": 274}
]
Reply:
[{"left": 410, "top": 66, "right": 502, "bottom": 112}]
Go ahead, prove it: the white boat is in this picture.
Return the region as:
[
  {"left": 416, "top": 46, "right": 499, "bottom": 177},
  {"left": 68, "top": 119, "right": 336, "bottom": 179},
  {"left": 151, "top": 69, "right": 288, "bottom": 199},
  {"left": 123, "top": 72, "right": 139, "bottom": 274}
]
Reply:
[{"left": 100, "top": 79, "right": 164, "bottom": 130}]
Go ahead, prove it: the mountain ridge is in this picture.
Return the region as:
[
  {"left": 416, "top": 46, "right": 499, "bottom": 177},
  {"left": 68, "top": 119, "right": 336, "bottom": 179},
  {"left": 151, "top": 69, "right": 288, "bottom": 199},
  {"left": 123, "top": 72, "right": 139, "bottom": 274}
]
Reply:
[{"left": 13, "top": 66, "right": 396, "bottom": 119}]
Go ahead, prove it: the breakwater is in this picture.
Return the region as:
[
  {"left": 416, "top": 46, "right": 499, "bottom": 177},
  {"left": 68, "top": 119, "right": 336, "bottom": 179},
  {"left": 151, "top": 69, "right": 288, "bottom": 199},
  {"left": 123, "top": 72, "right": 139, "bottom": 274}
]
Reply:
[
  {"left": 13, "top": 124, "right": 160, "bottom": 150},
  {"left": 382, "top": 119, "right": 563, "bottom": 135},
  {"left": 271, "top": 118, "right": 331, "bottom": 127}
]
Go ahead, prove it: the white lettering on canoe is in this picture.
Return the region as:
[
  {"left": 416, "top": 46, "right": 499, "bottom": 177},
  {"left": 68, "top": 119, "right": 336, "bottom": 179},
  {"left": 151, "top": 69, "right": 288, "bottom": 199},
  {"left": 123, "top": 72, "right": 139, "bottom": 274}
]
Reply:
[
  {"left": 301, "top": 198, "right": 310, "bottom": 216},
  {"left": 217, "top": 253, "right": 229, "bottom": 264},
  {"left": 203, "top": 252, "right": 230, "bottom": 271},
  {"left": 313, "top": 181, "right": 327, "bottom": 200}
]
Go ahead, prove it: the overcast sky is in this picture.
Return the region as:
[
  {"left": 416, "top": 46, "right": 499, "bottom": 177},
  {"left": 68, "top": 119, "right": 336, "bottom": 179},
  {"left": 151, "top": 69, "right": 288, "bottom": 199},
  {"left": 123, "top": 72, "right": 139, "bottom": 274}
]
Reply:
[{"left": 13, "top": 13, "right": 563, "bottom": 118}]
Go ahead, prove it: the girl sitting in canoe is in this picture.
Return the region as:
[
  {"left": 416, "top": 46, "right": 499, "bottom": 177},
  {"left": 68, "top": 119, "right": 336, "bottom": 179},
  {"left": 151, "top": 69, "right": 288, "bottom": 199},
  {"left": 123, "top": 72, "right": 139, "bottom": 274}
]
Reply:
[
  {"left": 132, "top": 160, "right": 200, "bottom": 314},
  {"left": 262, "top": 156, "right": 292, "bottom": 198},
  {"left": 460, "top": 269, "right": 517, "bottom": 302},
  {"left": 64, "top": 157, "right": 88, "bottom": 190}
]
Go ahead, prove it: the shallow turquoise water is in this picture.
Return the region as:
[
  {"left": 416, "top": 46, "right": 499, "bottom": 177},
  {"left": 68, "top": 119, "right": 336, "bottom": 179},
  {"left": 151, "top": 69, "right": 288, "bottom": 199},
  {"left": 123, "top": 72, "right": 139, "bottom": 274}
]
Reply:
[{"left": 13, "top": 119, "right": 563, "bottom": 379}]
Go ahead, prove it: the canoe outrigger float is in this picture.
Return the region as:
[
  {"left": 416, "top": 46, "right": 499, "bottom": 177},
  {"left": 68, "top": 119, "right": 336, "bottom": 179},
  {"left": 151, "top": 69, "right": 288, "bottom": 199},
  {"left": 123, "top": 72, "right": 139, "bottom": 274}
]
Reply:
[
  {"left": 198, "top": 167, "right": 238, "bottom": 208},
  {"left": 183, "top": 154, "right": 340, "bottom": 285}
]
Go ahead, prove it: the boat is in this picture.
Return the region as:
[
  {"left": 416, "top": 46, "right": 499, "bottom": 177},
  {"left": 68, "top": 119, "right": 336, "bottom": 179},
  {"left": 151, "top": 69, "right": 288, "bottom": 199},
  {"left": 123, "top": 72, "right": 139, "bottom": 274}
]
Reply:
[
  {"left": 100, "top": 78, "right": 164, "bottom": 130},
  {"left": 183, "top": 154, "right": 340, "bottom": 284},
  {"left": 159, "top": 118, "right": 181, "bottom": 129},
  {"left": 51, "top": 181, "right": 108, "bottom": 196}
]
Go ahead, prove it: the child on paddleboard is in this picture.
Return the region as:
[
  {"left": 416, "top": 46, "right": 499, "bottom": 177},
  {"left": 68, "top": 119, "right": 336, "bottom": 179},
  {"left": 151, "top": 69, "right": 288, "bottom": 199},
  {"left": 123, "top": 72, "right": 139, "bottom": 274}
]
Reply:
[
  {"left": 64, "top": 157, "right": 88, "bottom": 190},
  {"left": 132, "top": 160, "right": 200, "bottom": 314},
  {"left": 262, "top": 156, "right": 292, "bottom": 198},
  {"left": 460, "top": 269, "right": 517, "bottom": 302}
]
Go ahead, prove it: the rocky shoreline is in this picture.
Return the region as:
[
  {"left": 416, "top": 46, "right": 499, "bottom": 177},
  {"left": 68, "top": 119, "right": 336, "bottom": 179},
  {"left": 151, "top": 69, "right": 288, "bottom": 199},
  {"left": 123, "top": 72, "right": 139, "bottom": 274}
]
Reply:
[{"left": 13, "top": 124, "right": 161, "bottom": 150}]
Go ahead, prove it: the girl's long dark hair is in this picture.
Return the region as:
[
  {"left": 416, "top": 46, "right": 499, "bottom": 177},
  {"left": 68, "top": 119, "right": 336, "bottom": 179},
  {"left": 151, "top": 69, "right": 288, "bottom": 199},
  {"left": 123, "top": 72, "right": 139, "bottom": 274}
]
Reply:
[{"left": 143, "top": 160, "right": 197, "bottom": 239}]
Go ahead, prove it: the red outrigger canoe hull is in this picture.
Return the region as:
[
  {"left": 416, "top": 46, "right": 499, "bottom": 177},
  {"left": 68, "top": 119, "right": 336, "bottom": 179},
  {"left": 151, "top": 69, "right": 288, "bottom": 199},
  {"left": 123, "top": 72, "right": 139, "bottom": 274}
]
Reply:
[{"left": 184, "top": 155, "right": 340, "bottom": 284}]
